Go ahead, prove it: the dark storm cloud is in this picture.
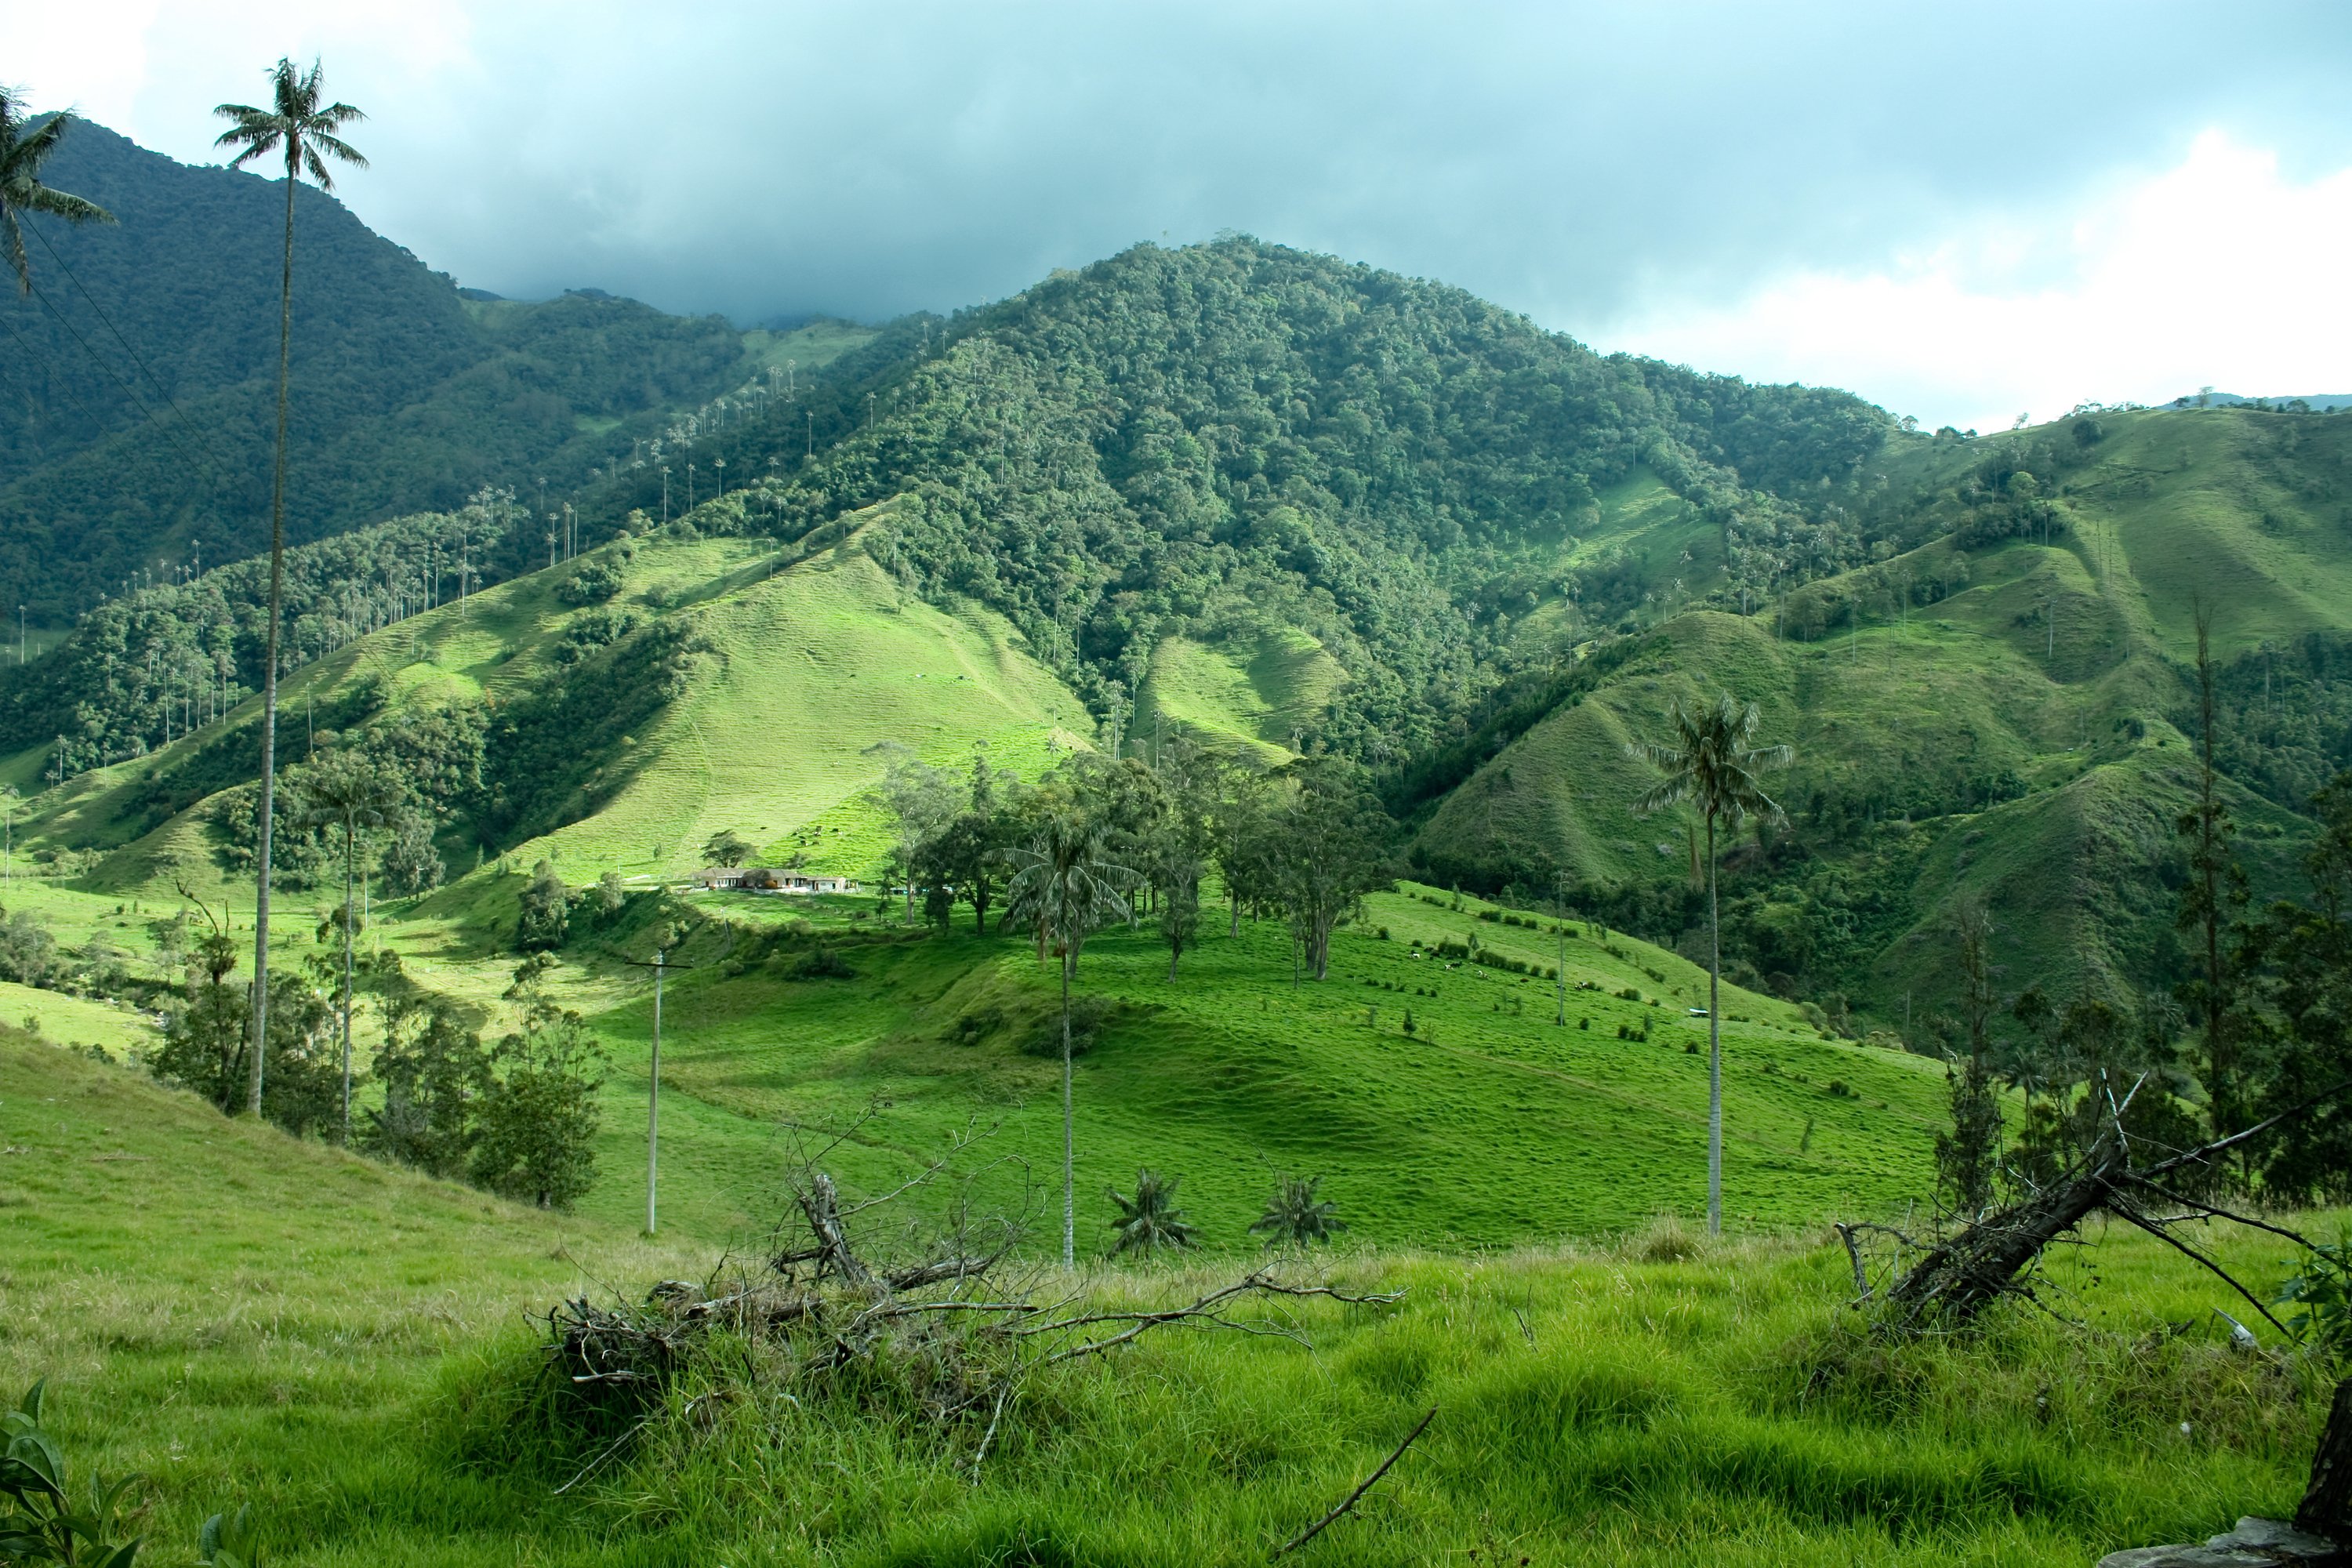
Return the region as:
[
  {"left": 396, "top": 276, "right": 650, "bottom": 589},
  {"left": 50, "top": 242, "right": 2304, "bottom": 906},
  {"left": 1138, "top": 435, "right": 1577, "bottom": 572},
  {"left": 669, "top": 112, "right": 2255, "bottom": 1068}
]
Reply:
[{"left": 353, "top": 1, "right": 2352, "bottom": 333}]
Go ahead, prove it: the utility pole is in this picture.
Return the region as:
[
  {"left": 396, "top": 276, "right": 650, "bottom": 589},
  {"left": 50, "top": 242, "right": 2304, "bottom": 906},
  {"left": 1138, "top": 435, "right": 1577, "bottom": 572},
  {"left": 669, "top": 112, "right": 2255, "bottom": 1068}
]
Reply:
[
  {"left": 626, "top": 944, "right": 692, "bottom": 1236},
  {"left": 649, "top": 947, "right": 662, "bottom": 1235}
]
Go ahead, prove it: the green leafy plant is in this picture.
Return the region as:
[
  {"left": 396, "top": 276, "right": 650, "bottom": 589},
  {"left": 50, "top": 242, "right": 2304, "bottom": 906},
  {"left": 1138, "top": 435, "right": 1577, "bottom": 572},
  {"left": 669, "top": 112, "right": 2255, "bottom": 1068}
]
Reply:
[
  {"left": 198, "top": 1504, "right": 263, "bottom": 1567},
  {"left": 1, "top": 1379, "right": 145, "bottom": 1566},
  {"left": 1107, "top": 1169, "right": 1197, "bottom": 1256},
  {"left": 1250, "top": 1175, "right": 1345, "bottom": 1250},
  {"left": 2276, "top": 1229, "right": 2352, "bottom": 1356}
]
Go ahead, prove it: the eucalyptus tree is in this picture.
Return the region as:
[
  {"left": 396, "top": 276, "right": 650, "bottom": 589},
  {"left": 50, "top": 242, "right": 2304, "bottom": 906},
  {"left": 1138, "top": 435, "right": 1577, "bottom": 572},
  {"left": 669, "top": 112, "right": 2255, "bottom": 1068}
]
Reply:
[
  {"left": 214, "top": 57, "right": 366, "bottom": 1116},
  {"left": 1265, "top": 758, "right": 1390, "bottom": 983},
  {"left": 1004, "top": 809, "right": 1136, "bottom": 1266},
  {"left": 1628, "top": 693, "right": 1791, "bottom": 1235},
  {"left": 296, "top": 748, "right": 401, "bottom": 1142},
  {"left": 0, "top": 88, "right": 113, "bottom": 294}
]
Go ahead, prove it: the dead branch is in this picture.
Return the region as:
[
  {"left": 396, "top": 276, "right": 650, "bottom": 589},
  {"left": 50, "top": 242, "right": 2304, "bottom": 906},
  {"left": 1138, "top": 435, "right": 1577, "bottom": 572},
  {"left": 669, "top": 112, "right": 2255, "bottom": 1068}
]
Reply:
[
  {"left": 793, "top": 1172, "right": 875, "bottom": 1287},
  {"left": 2104, "top": 1202, "right": 2293, "bottom": 1341},
  {"left": 538, "top": 1160, "right": 1405, "bottom": 1494},
  {"left": 1871, "top": 1076, "right": 2352, "bottom": 1333},
  {"left": 1029, "top": 1272, "right": 1406, "bottom": 1367},
  {"left": 1272, "top": 1406, "right": 1437, "bottom": 1559},
  {"left": 2119, "top": 1174, "right": 2320, "bottom": 1250}
]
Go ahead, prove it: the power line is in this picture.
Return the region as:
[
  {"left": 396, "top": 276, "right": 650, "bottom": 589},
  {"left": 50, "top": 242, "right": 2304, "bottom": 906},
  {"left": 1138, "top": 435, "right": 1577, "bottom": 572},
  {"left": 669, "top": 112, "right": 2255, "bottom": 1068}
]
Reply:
[
  {"left": 0, "top": 308, "right": 122, "bottom": 448},
  {"left": 13, "top": 277, "right": 212, "bottom": 482},
  {"left": 25, "top": 214, "right": 241, "bottom": 476}
]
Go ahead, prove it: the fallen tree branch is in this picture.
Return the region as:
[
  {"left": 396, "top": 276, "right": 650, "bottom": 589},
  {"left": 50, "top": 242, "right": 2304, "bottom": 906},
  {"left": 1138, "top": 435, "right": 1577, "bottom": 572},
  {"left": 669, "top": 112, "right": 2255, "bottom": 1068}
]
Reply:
[
  {"left": 2118, "top": 1174, "right": 2319, "bottom": 1251},
  {"left": 1272, "top": 1406, "right": 1437, "bottom": 1559},
  {"left": 2106, "top": 1202, "right": 2293, "bottom": 1341}
]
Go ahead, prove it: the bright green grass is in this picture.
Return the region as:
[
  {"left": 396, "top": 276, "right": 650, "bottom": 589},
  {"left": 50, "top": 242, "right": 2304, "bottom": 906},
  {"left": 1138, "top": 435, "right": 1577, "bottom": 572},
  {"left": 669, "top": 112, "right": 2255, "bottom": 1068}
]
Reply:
[
  {"left": 515, "top": 514, "right": 1092, "bottom": 882},
  {"left": 547, "top": 881, "right": 1945, "bottom": 1254},
  {"left": 2, "top": 1027, "right": 2338, "bottom": 1566},
  {"left": 1134, "top": 626, "right": 1348, "bottom": 761},
  {"left": 741, "top": 318, "right": 879, "bottom": 379},
  {"left": 0, "top": 978, "right": 154, "bottom": 1055}
]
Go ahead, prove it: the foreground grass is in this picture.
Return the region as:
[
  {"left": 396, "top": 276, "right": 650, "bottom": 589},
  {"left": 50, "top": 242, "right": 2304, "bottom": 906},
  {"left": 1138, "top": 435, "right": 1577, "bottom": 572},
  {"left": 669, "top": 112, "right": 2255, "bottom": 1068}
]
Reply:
[{"left": 2, "top": 1026, "right": 2339, "bottom": 1566}]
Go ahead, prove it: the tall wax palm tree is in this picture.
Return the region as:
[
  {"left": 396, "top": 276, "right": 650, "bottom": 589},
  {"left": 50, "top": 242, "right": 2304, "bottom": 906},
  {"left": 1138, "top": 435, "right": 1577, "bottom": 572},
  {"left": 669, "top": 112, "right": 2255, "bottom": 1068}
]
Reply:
[
  {"left": 295, "top": 748, "right": 399, "bottom": 1142},
  {"left": 1628, "top": 693, "right": 1791, "bottom": 1236},
  {"left": 1003, "top": 811, "right": 1135, "bottom": 1267},
  {"left": 214, "top": 60, "right": 365, "bottom": 1116},
  {"left": 1, "top": 89, "right": 114, "bottom": 294}
]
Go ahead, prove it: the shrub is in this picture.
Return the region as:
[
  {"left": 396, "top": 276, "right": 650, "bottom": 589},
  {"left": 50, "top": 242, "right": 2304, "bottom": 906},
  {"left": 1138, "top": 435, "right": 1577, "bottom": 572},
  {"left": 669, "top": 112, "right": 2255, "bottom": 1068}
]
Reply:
[
  {"left": 1, "top": 1380, "right": 145, "bottom": 1565},
  {"left": 556, "top": 553, "right": 627, "bottom": 605},
  {"left": 783, "top": 946, "right": 855, "bottom": 982},
  {"left": 516, "top": 861, "right": 572, "bottom": 951},
  {"left": 2277, "top": 1229, "right": 2352, "bottom": 1356},
  {"left": 1019, "top": 993, "right": 1112, "bottom": 1056}
]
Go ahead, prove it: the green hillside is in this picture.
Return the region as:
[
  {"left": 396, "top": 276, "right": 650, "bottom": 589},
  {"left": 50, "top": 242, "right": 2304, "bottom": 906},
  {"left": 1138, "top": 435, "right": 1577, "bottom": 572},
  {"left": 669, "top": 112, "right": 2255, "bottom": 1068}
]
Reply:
[
  {"left": 1410, "top": 405, "right": 2352, "bottom": 1023},
  {"left": 2, "top": 234, "right": 2348, "bottom": 1269},
  {"left": 2, "top": 509, "right": 1945, "bottom": 1247}
]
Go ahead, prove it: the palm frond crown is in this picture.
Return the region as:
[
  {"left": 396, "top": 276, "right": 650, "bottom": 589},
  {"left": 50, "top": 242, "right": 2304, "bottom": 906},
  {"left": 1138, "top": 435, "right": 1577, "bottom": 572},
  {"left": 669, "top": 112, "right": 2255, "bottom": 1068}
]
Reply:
[
  {"left": 214, "top": 57, "right": 368, "bottom": 190},
  {"left": 0, "top": 89, "right": 115, "bottom": 294},
  {"left": 1002, "top": 812, "right": 1135, "bottom": 960},
  {"left": 1108, "top": 1169, "right": 1197, "bottom": 1255},
  {"left": 1250, "top": 1174, "right": 1345, "bottom": 1248},
  {"left": 1627, "top": 693, "right": 1791, "bottom": 829}
]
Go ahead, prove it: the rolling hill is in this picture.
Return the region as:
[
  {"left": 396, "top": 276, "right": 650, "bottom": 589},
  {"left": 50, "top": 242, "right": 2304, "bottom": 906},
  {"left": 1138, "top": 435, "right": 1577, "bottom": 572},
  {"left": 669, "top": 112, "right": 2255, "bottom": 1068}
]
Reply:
[{"left": 2, "top": 205, "right": 2348, "bottom": 1258}]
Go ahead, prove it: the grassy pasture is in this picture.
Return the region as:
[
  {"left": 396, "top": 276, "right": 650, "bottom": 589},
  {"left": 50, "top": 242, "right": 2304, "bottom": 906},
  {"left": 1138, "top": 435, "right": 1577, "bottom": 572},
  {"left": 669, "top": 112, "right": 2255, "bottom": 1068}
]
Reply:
[
  {"left": 550, "top": 879, "right": 1944, "bottom": 1252},
  {"left": 2, "top": 1025, "right": 2338, "bottom": 1566}
]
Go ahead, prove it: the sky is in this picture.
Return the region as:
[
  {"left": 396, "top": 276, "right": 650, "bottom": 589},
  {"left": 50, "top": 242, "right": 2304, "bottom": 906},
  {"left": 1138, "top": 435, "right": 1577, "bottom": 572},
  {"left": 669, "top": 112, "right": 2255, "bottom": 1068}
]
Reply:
[{"left": 15, "top": 1, "right": 2352, "bottom": 433}]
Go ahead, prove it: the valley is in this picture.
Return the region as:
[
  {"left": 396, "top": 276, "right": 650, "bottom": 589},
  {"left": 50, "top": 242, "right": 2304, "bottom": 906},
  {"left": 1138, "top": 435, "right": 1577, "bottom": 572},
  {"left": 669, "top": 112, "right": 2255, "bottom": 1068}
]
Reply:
[{"left": 1, "top": 102, "right": 2347, "bottom": 1568}]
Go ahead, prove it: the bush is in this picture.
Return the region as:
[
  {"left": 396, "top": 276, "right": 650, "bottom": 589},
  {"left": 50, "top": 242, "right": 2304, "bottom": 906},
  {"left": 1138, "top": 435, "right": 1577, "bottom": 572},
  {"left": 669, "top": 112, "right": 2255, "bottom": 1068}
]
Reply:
[
  {"left": 556, "top": 553, "right": 627, "bottom": 605},
  {"left": 517, "top": 861, "right": 572, "bottom": 951},
  {"left": 782, "top": 946, "right": 855, "bottom": 981},
  {"left": 2277, "top": 1229, "right": 2352, "bottom": 1357},
  {"left": 1020, "top": 993, "right": 1113, "bottom": 1057}
]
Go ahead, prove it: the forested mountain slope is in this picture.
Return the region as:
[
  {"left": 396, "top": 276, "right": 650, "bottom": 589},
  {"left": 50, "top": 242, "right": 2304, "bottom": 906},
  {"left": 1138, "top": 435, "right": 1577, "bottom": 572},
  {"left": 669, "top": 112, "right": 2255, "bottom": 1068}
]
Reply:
[
  {"left": 9, "top": 223, "right": 2350, "bottom": 1036},
  {"left": 1409, "top": 406, "right": 2352, "bottom": 1022},
  {"left": 0, "top": 120, "right": 862, "bottom": 624}
]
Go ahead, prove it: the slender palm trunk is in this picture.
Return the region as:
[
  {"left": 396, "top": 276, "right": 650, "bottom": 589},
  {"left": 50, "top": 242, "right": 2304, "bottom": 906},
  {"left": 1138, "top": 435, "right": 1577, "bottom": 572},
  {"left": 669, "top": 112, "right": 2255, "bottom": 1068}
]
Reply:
[
  {"left": 1060, "top": 946, "right": 1075, "bottom": 1269},
  {"left": 340, "top": 818, "right": 356, "bottom": 1142},
  {"left": 247, "top": 165, "right": 296, "bottom": 1117},
  {"left": 1706, "top": 811, "right": 1722, "bottom": 1236}
]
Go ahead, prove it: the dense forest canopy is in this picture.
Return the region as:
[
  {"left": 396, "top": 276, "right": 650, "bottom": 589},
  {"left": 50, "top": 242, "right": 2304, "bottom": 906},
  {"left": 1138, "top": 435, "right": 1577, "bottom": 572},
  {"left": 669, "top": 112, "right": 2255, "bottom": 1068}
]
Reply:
[
  {"left": 607, "top": 239, "right": 1897, "bottom": 757},
  {"left": 0, "top": 120, "right": 750, "bottom": 623}
]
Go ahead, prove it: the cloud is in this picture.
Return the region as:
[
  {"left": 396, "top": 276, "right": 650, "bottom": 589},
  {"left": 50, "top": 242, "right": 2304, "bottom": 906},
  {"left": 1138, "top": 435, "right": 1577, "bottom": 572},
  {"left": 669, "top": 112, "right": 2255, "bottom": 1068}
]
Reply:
[
  {"left": 1602, "top": 132, "right": 2352, "bottom": 430},
  {"left": 16, "top": 2, "right": 2352, "bottom": 424}
]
